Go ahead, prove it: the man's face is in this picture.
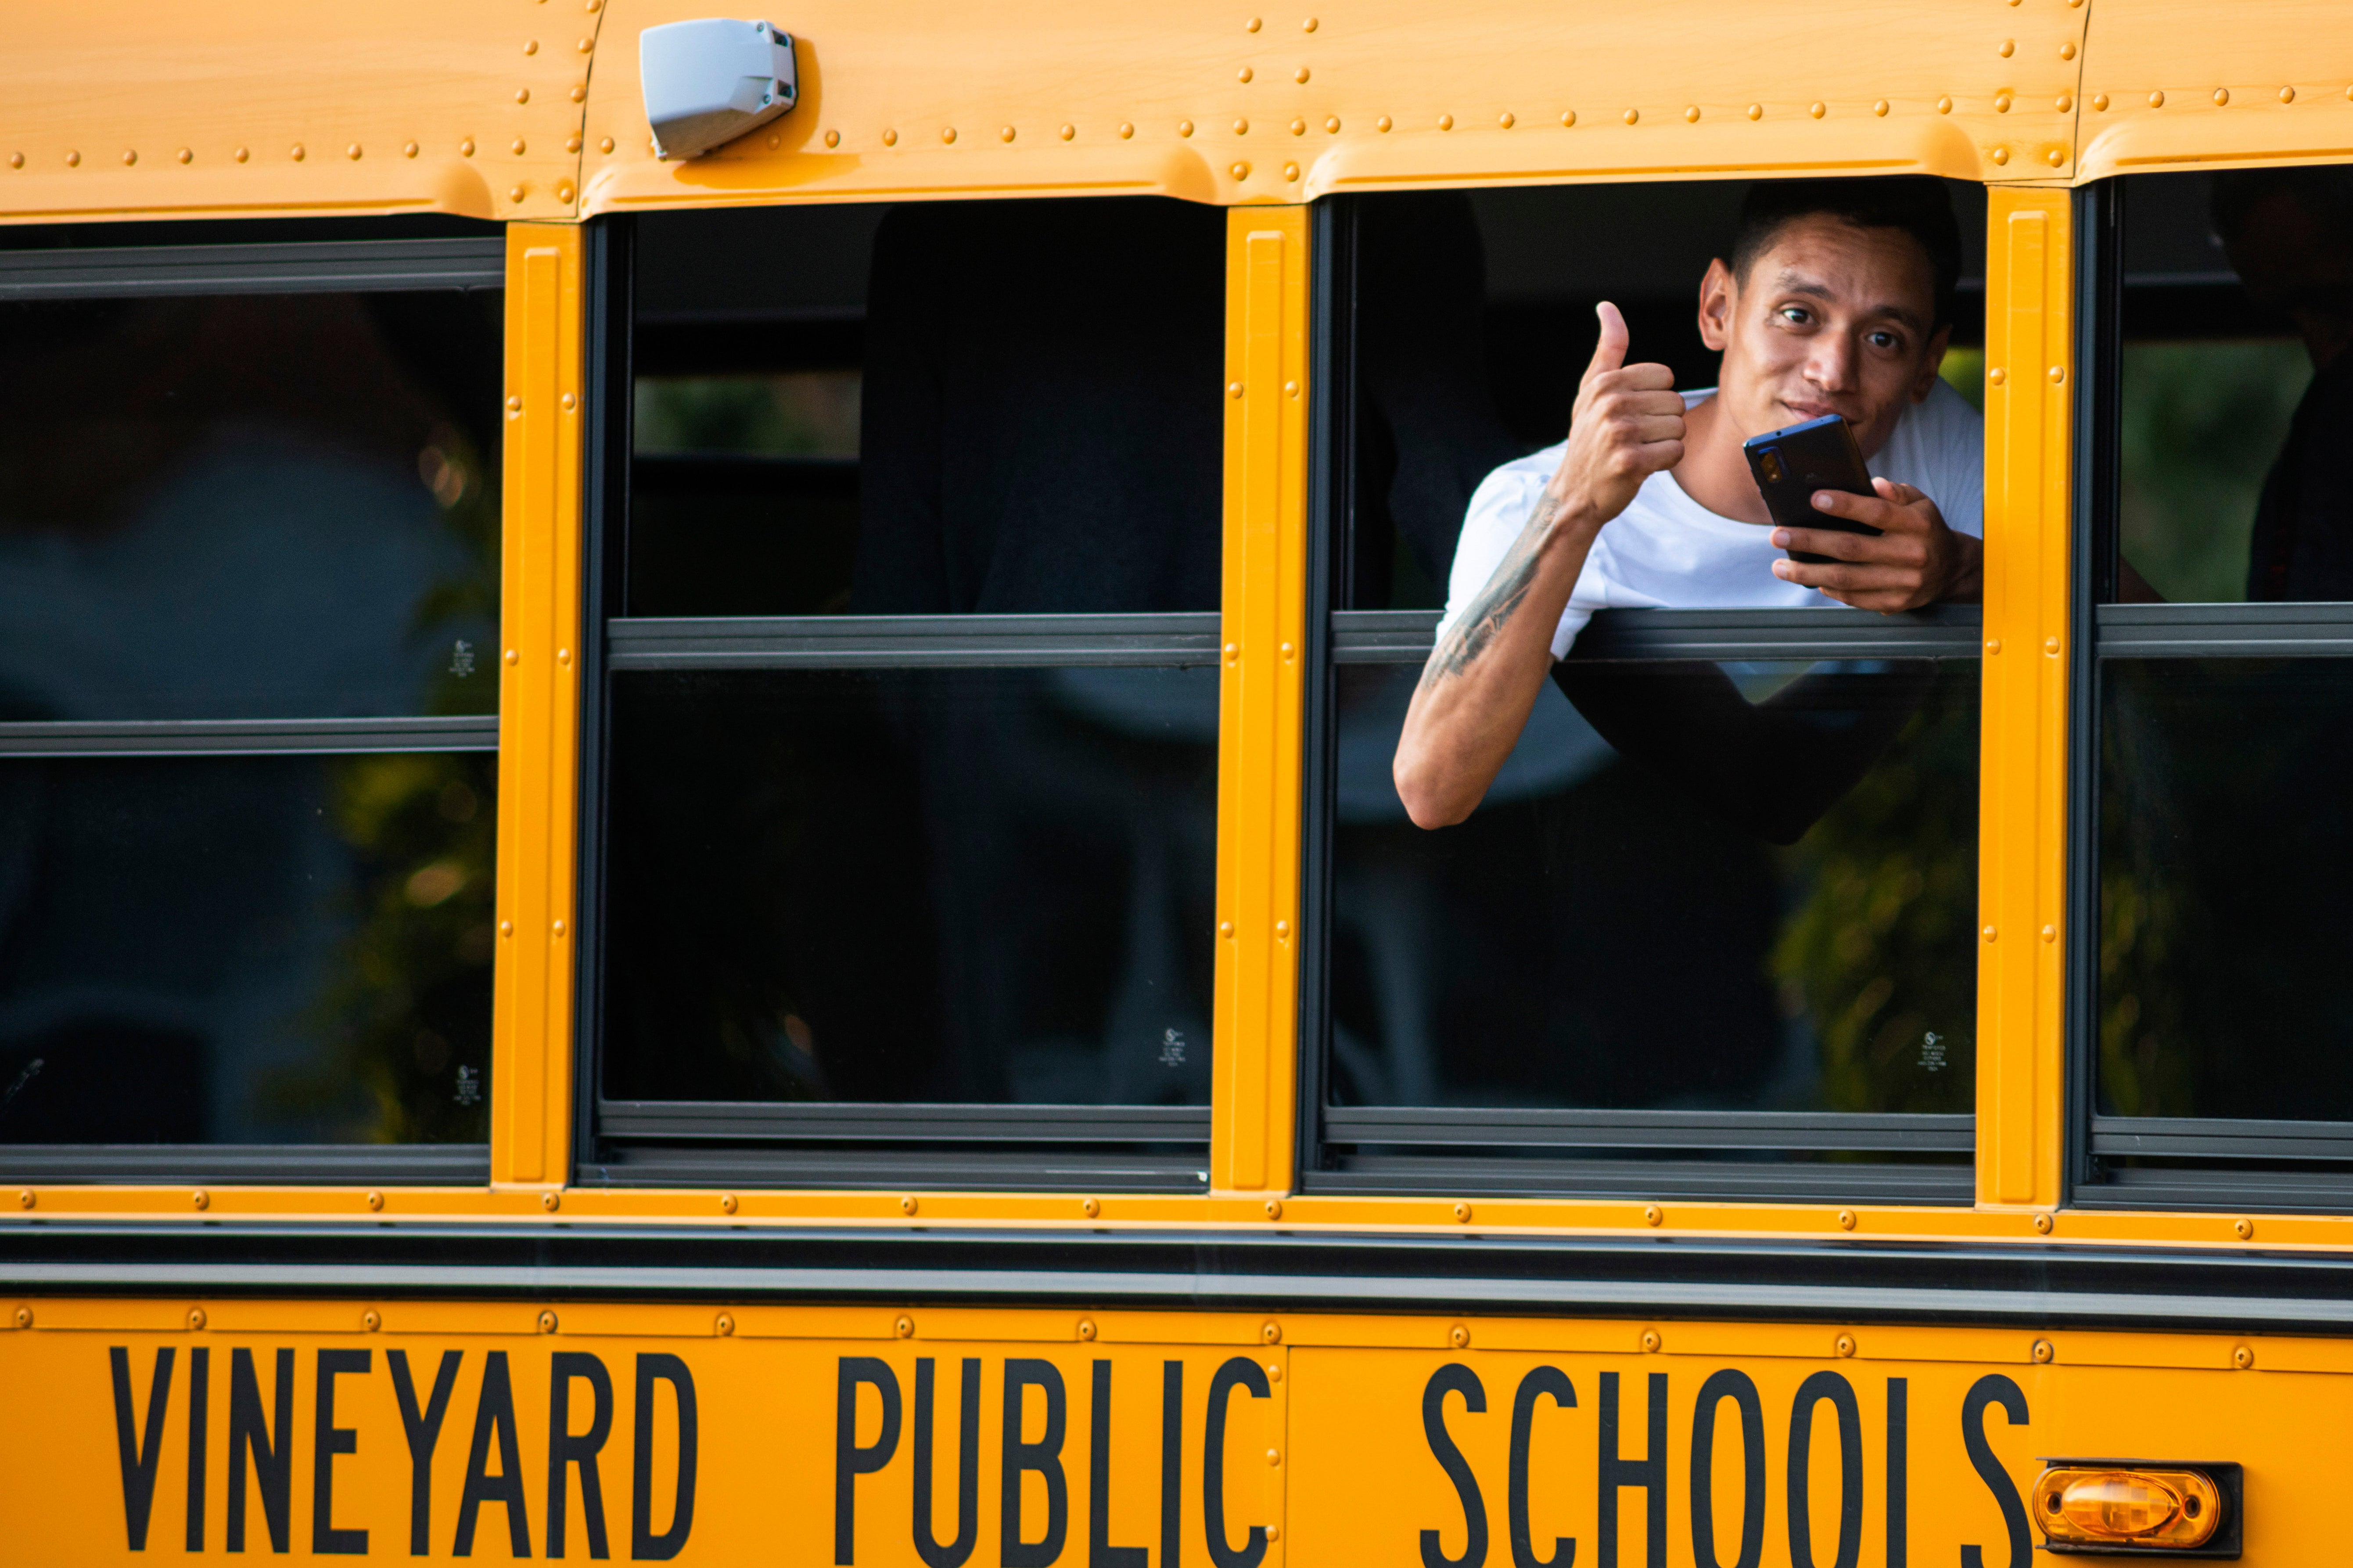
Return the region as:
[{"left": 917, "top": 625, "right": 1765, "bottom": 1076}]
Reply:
[{"left": 1698, "top": 215, "right": 1951, "bottom": 460}]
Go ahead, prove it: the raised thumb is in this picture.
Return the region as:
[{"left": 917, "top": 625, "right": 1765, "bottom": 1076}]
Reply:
[{"left": 1583, "top": 300, "right": 1630, "bottom": 384}]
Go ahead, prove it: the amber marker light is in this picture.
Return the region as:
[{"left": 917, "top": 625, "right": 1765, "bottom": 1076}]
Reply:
[{"left": 2031, "top": 1463, "right": 2238, "bottom": 1554}]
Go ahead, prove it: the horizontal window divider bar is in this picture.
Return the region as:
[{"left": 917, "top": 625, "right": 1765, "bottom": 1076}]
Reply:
[
  {"left": 1332, "top": 606, "right": 1985, "bottom": 664},
  {"left": 0, "top": 1145, "right": 488, "bottom": 1184},
  {"left": 584, "top": 1148, "right": 1210, "bottom": 1192},
  {"left": 607, "top": 612, "right": 1225, "bottom": 669},
  {"left": 597, "top": 1100, "right": 1211, "bottom": 1144},
  {"left": 1304, "top": 1156, "right": 1972, "bottom": 1205},
  {"left": 1324, "top": 1107, "right": 1973, "bottom": 1154},
  {"left": 2073, "top": 1166, "right": 2353, "bottom": 1211},
  {"left": 2089, "top": 1115, "right": 2353, "bottom": 1163},
  {"left": 0, "top": 238, "right": 506, "bottom": 299},
  {"left": 2095, "top": 601, "right": 2353, "bottom": 657},
  {"left": 0, "top": 715, "right": 499, "bottom": 757}
]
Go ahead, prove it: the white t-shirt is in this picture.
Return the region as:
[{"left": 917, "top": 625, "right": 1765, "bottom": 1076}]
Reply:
[{"left": 1439, "top": 378, "right": 1984, "bottom": 659}]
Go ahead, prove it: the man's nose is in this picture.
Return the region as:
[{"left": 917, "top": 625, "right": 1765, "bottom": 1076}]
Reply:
[{"left": 1805, "top": 333, "right": 1860, "bottom": 392}]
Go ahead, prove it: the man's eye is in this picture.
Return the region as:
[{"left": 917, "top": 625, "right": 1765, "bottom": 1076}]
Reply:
[
  {"left": 1779, "top": 306, "right": 1811, "bottom": 325},
  {"left": 1868, "top": 331, "right": 1900, "bottom": 350}
]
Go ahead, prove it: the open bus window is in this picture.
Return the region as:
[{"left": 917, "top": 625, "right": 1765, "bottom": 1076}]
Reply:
[
  {"left": 1309, "top": 179, "right": 1988, "bottom": 1199},
  {"left": 592, "top": 197, "right": 1226, "bottom": 1185},
  {"left": 628, "top": 198, "right": 1225, "bottom": 617},
  {"left": 2084, "top": 168, "right": 2353, "bottom": 1202},
  {"left": 0, "top": 237, "right": 505, "bottom": 1167}
]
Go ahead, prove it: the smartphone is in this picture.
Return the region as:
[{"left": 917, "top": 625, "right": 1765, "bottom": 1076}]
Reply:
[{"left": 1742, "top": 414, "right": 1882, "bottom": 564}]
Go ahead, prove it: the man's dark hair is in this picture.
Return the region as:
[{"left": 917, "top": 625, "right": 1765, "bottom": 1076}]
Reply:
[
  {"left": 2212, "top": 165, "right": 2353, "bottom": 247},
  {"left": 1728, "top": 176, "right": 1964, "bottom": 332}
]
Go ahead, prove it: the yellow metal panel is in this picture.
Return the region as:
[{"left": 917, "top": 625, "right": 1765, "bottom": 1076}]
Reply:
[
  {"left": 5, "top": 1301, "right": 2350, "bottom": 1563},
  {"left": 577, "top": 0, "right": 2076, "bottom": 212},
  {"left": 0, "top": 0, "right": 597, "bottom": 225},
  {"left": 1976, "top": 190, "right": 2074, "bottom": 1213},
  {"left": 489, "top": 224, "right": 587, "bottom": 1191},
  {"left": 1212, "top": 207, "right": 1311, "bottom": 1197},
  {"left": 2078, "top": 0, "right": 2353, "bottom": 179}
]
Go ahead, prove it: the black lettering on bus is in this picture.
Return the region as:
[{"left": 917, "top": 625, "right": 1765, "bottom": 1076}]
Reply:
[
  {"left": 1688, "top": 1368, "right": 1764, "bottom": 1568},
  {"left": 227, "top": 1346, "right": 294, "bottom": 1554},
  {"left": 456, "top": 1349, "right": 531, "bottom": 1558},
  {"left": 186, "top": 1346, "right": 210, "bottom": 1553},
  {"left": 1507, "top": 1366, "right": 1574, "bottom": 1568},
  {"left": 913, "top": 1358, "right": 980, "bottom": 1568},
  {"left": 108, "top": 1345, "right": 174, "bottom": 1551},
  {"left": 1959, "top": 1375, "right": 2030, "bottom": 1568},
  {"left": 548, "top": 1351, "right": 614, "bottom": 1560},
  {"left": 1090, "top": 1360, "right": 1150, "bottom": 1568},
  {"left": 632, "top": 1353, "right": 699, "bottom": 1561},
  {"left": 1885, "top": 1378, "right": 1907, "bottom": 1568},
  {"left": 389, "top": 1349, "right": 463, "bottom": 1558},
  {"left": 834, "top": 1357, "right": 902, "bottom": 1564},
  {"left": 311, "top": 1349, "right": 370, "bottom": 1556},
  {"left": 1002, "top": 1358, "right": 1069, "bottom": 1568},
  {"left": 1598, "top": 1371, "right": 1666, "bottom": 1568},
  {"left": 1419, "top": 1362, "right": 1487, "bottom": 1568},
  {"left": 1785, "top": 1371, "right": 1860, "bottom": 1568},
  {"left": 1203, "top": 1356, "right": 1270, "bottom": 1568},
  {"left": 1160, "top": 1360, "right": 1184, "bottom": 1568}
]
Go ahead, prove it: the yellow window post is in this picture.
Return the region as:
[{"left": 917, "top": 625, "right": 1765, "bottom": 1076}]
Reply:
[
  {"left": 1213, "top": 206, "right": 1312, "bottom": 1198},
  {"left": 1977, "top": 188, "right": 2075, "bottom": 1213},
  {"left": 490, "top": 222, "right": 588, "bottom": 1193}
]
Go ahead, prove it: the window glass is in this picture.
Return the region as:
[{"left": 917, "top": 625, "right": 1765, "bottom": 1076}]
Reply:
[
  {"left": 2112, "top": 170, "right": 2349, "bottom": 603},
  {"left": 629, "top": 198, "right": 1226, "bottom": 617},
  {"left": 600, "top": 666, "right": 1218, "bottom": 1108},
  {"left": 0, "top": 291, "right": 503, "bottom": 719},
  {"left": 1319, "top": 178, "right": 1988, "bottom": 1186},
  {"left": 1329, "top": 660, "right": 1978, "bottom": 1116},
  {"left": 0, "top": 752, "right": 495, "bottom": 1145},
  {"left": 2097, "top": 659, "right": 2353, "bottom": 1123}
]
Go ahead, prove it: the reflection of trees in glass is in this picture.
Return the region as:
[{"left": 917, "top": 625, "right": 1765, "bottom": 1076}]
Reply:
[
  {"left": 2120, "top": 341, "right": 2308, "bottom": 603},
  {"left": 264, "top": 752, "right": 498, "bottom": 1142},
  {"left": 1939, "top": 346, "right": 1986, "bottom": 414},
  {"left": 415, "top": 422, "right": 502, "bottom": 716},
  {"left": 634, "top": 373, "right": 862, "bottom": 457},
  {"left": 1768, "top": 669, "right": 1979, "bottom": 1114}
]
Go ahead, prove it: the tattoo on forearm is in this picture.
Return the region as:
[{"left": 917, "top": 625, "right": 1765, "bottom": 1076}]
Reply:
[{"left": 1417, "top": 489, "right": 1562, "bottom": 691}]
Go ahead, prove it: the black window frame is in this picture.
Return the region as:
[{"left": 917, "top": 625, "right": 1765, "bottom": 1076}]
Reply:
[
  {"left": 574, "top": 211, "right": 1221, "bottom": 1191},
  {"left": 1296, "top": 193, "right": 1987, "bottom": 1205},
  {"left": 2066, "top": 177, "right": 2353, "bottom": 1211},
  {"left": 0, "top": 228, "right": 507, "bottom": 1184}
]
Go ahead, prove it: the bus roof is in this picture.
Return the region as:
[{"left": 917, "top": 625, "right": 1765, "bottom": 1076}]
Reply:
[{"left": 3, "top": 0, "right": 2348, "bottom": 228}]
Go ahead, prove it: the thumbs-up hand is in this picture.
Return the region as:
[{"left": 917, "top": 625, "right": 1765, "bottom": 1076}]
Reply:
[{"left": 1540, "top": 301, "right": 1685, "bottom": 534}]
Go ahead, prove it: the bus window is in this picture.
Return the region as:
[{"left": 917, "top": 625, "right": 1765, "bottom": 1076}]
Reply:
[
  {"left": 2086, "top": 168, "right": 2353, "bottom": 1202},
  {"left": 590, "top": 197, "right": 1225, "bottom": 1187},
  {"left": 0, "top": 237, "right": 503, "bottom": 1168},
  {"left": 1309, "top": 179, "right": 1987, "bottom": 1199},
  {"left": 628, "top": 198, "right": 1225, "bottom": 617}
]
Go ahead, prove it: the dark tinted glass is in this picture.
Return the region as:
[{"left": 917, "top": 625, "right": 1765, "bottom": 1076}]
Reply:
[
  {"left": 0, "top": 752, "right": 495, "bottom": 1145},
  {"left": 628, "top": 197, "right": 1226, "bottom": 617},
  {"left": 601, "top": 666, "right": 1219, "bottom": 1105},
  {"left": 0, "top": 292, "right": 503, "bottom": 719},
  {"left": 2112, "top": 170, "right": 2347, "bottom": 603},
  {"left": 1327, "top": 660, "right": 1978, "bottom": 1112},
  {"left": 2098, "top": 659, "right": 2353, "bottom": 1120}
]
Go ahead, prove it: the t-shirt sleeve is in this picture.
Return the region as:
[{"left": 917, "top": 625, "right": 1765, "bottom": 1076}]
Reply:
[{"left": 1436, "top": 452, "right": 1593, "bottom": 660}]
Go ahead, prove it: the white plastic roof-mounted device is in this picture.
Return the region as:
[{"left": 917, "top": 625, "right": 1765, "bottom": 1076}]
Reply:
[{"left": 639, "top": 19, "right": 798, "bottom": 159}]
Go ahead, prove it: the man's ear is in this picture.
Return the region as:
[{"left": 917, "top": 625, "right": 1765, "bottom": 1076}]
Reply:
[
  {"left": 1696, "top": 258, "right": 1735, "bottom": 352},
  {"left": 1911, "top": 324, "right": 1954, "bottom": 402}
]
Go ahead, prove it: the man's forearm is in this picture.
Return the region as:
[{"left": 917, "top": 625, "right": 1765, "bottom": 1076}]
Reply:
[{"left": 1391, "top": 489, "right": 1596, "bottom": 828}]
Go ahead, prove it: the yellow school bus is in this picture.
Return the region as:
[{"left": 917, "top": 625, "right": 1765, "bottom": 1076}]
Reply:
[{"left": 5, "top": 0, "right": 2353, "bottom": 1561}]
